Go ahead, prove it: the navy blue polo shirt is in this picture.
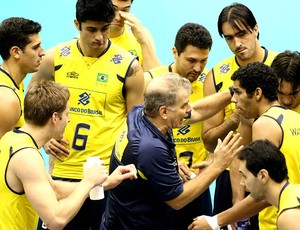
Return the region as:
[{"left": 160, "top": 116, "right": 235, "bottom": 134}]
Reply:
[{"left": 101, "top": 105, "right": 183, "bottom": 230}]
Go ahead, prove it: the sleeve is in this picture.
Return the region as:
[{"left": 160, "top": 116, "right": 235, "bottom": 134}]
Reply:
[{"left": 138, "top": 141, "right": 183, "bottom": 201}]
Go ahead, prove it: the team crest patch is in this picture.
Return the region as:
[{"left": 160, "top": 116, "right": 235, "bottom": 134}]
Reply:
[
  {"left": 219, "top": 63, "right": 230, "bottom": 74},
  {"left": 60, "top": 46, "right": 71, "bottom": 57},
  {"left": 111, "top": 54, "right": 124, "bottom": 64},
  {"left": 97, "top": 73, "right": 109, "bottom": 83},
  {"left": 177, "top": 125, "right": 191, "bottom": 135},
  {"left": 78, "top": 92, "right": 91, "bottom": 106}
]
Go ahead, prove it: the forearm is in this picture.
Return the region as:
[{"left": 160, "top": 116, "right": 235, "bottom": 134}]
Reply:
[
  {"left": 53, "top": 180, "right": 78, "bottom": 200},
  {"left": 168, "top": 131, "right": 243, "bottom": 211},
  {"left": 229, "top": 158, "right": 245, "bottom": 205},
  {"left": 140, "top": 41, "right": 161, "bottom": 71},
  {"left": 48, "top": 154, "right": 54, "bottom": 174},
  {"left": 237, "top": 116, "right": 253, "bottom": 146},
  {"left": 203, "top": 114, "right": 240, "bottom": 152},
  {"left": 217, "top": 195, "right": 270, "bottom": 226},
  {"left": 167, "top": 163, "right": 223, "bottom": 210},
  {"left": 43, "top": 180, "right": 93, "bottom": 229},
  {"left": 190, "top": 90, "right": 231, "bottom": 124}
]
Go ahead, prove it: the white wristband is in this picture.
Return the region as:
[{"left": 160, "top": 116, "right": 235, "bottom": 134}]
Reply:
[{"left": 198, "top": 215, "right": 220, "bottom": 230}]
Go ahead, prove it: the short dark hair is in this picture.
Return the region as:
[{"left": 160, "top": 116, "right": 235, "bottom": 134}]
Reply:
[
  {"left": 175, "top": 23, "right": 212, "bottom": 55},
  {"left": 76, "top": 0, "right": 115, "bottom": 25},
  {"left": 271, "top": 50, "right": 300, "bottom": 93},
  {"left": 0, "top": 17, "right": 41, "bottom": 60},
  {"left": 218, "top": 3, "right": 259, "bottom": 39},
  {"left": 238, "top": 139, "right": 288, "bottom": 183},
  {"left": 231, "top": 62, "right": 278, "bottom": 102}
]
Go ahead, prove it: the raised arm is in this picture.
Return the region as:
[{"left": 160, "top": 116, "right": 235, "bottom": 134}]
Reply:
[
  {"left": 124, "top": 59, "right": 144, "bottom": 112},
  {"left": 229, "top": 116, "right": 254, "bottom": 206},
  {"left": 202, "top": 71, "right": 240, "bottom": 152},
  {"left": 190, "top": 89, "right": 231, "bottom": 124},
  {"left": 166, "top": 131, "right": 243, "bottom": 210},
  {"left": 120, "top": 11, "right": 161, "bottom": 71}
]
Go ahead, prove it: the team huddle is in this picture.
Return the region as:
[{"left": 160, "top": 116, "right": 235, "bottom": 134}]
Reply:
[{"left": 0, "top": 0, "right": 300, "bottom": 230}]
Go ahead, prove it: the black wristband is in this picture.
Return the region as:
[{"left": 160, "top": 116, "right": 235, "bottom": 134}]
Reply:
[{"left": 229, "top": 86, "right": 234, "bottom": 96}]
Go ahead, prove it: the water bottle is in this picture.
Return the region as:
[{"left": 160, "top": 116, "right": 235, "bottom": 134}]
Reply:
[{"left": 85, "top": 156, "right": 105, "bottom": 200}]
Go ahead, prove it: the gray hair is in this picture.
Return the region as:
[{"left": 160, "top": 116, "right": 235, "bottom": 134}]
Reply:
[{"left": 144, "top": 73, "right": 191, "bottom": 117}]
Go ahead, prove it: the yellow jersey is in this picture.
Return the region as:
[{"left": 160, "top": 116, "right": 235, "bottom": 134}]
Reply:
[
  {"left": 0, "top": 68, "right": 24, "bottom": 128},
  {"left": 0, "top": 129, "right": 39, "bottom": 229},
  {"left": 278, "top": 182, "right": 300, "bottom": 217},
  {"left": 52, "top": 39, "right": 136, "bottom": 179},
  {"left": 213, "top": 48, "right": 278, "bottom": 120},
  {"left": 258, "top": 106, "right": 300, "bottom": 229},
  {"left": 110, "top": 24, "right": 143, "bottom": 66}
]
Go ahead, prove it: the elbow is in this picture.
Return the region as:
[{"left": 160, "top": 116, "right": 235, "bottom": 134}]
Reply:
[
  {"left": 171, "top": 203, "right": 183, "bottom": 210},
  {"left": 42, "top": 216, "right": 68, "bottom": 230},
  {"left": 202, "top": 134, "right": 216, "bottom": 153},
  {"left": 167, "top": 200, "right": 185, "bottom": 210}
]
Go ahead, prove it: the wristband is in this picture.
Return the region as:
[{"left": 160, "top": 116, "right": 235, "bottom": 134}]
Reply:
[
  {"left": 229, "top": 86, "right": 234, "bottom": 97},
  {"left": 198, "top": 215, "right": 220, "bottom": 230}
]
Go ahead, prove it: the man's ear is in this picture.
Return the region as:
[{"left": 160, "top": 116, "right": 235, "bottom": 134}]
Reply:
[
  {"left": 253, "top": 24, "right": 259, "bottom": 39},
  {"left": 258, "top": 169, "right": 269, "bottom": 184},
  {"left": 172, "top": 46, "right": 178, "bottom": 59},
  {"left": 255, "top": 87, "right": 263, "bottom": 101},
  {"left": 159, "top": 106, "right": 168, "bottom": 120},
  {"left": 74, "top": 19, "right": 80, "bottom": 31},
  {"left": 50, "top": 112, "right": 59, "bottom": 125},
  {"left": 10, "top": 46, "right": 22, "bottom": 59}
]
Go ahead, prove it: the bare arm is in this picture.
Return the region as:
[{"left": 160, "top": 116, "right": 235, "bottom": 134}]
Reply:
[
  {"left": 188, "top": 195, "right": 270, "bottom": 230},
  {"left": 252, "top": 116, "right": 282, "bottom": 146},
  {"left": 10, "top": 148, "right": 107, "bottom": 230},
  {"left": 229, "top": 116, "right": 254, "bottom": 206},
  {"left": 54, "top": 164, "right": 137, "bottom": 198},
  {"left": 120, "top": 11, "right": 161, "bottom": 71},
  {"left": 229, "top": 116, "right": 281, "bottom": 215},
  {"left": 238, "top": 116, "right": 254, "bottom": 145},
  {"left": 0, "top": 89, "right": 22, "bottom": 139},
  {"left": 125, "top": 59, "right": 144, "bottom": 112},
  {"left": 190, "top": 89, "right": 232, "bottom": 124},
  {"left": 218, "top": 195, "right": 270, "bottom": 226},
  {"left": 188, "top": 116, "right": 283, "bottom": 229},
  {"left": 202, "top": 71, "right": 240, "bottom": 152},
  {"left": 277, "top": 209, "right": 300, "bottom": 230},
  {"left": 166, "top": 131, "right": 243, "bottom": 210}
]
